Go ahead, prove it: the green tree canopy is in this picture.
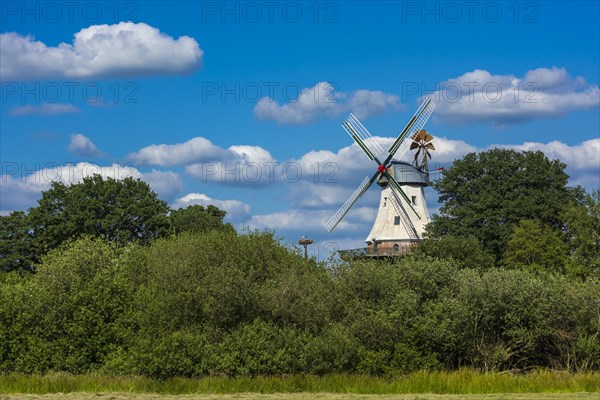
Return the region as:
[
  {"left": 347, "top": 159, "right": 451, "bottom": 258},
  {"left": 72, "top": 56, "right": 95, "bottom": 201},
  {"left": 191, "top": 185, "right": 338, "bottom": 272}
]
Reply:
[
  {"left": 561, "top": 188, "right": 600, "bottom": 277},
  {"left": 426, "top": 149, "right": 574, "bottom": 260},
  {"left": 0, "top": 211, "right": 37, "bottom": 272},
  {"left": 170, "top": 204, "right": 235, "bottom": 235},
  {"left": 502, "top": 219, "right": 569, "bottom": 274},
  {"left": 415, "top": 235, "right": 495, "bottom": 270},
  {"left": 1, "top": 175, "right": 236, "bottom": 273},
  {"left": 28, "top": 175, "right": 171, "bottom": 253}
]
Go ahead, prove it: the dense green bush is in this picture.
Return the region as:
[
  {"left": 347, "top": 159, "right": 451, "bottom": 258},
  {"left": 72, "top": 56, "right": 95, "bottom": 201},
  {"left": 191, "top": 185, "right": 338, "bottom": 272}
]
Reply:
[
  {"left": 102, "top": 329, "right": 214, "bottom": 378},
  {"left": 416, "top": 235, "right": 495, "bottom": 270},
  {"left": 0, "top": 237, "right": 133, "bottom": 373},
  {"left": 1, "top": 231, "right": 599, "bottom": 377},
  {"left": 215, "top": 320, "right": 308, "bottom": 376}
]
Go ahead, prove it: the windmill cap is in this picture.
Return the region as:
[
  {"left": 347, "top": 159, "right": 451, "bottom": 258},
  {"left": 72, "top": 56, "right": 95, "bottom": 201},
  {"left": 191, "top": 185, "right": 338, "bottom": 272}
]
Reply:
[{"left": 388, "top": 161, "right": 430, "bottom": 185}]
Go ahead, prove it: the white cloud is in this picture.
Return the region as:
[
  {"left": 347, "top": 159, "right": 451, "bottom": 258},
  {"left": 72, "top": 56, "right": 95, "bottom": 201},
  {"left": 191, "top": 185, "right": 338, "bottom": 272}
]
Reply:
[
  {"left": 128, "top": 137, "right": 278, "bottom": 185},
  {"left": 142, "top": 170, "right": 184, "bottom": 200},
  {"left": 244, "top": 206, "right": 375, "bottom": 233},
  {"left": 127, "top": 127, "right": 471, "bottom": 190},
  {"left": 0, "top": 163, "right": 184, "bottom": 214},
  {"left": 492, "top": 138, "right": 600, "bottom": 187},
  {"left": 10, "top": 103, "right": 80, "bottom": 116},
  {"left": 346, "top": 90, "right": 402, "bottom": 119},
  {"left": 254, "top": 82, "right": 342, "bottom": 124},
  {"left": 126, "top": 131, "right": 471, "bottom": 210},
  {"left": 129, "top": 137, "right": 277, "bottom": 168},
  {"left": 1, "top": 22, "right": 203, "bottom": 80},
  {"left": 430, "top": 67, "right": 600, "bottom": 125},
  {"left": 254, "top": 68, "right": 599, "bottom": 126},
  {"left": 171, "top": 193, "right": 251, "bottom": 222},
  {"left": 287, "top": 181, "right": 366, "bottom": 208},
  {"left": 128, "top": 137, "right": 231, "bottom": 167},
  {"left": 228, "top": 145, "right": 276, "bottom": 165},
  {"left": 431, "top": 136, "right": 478, "bottom": 164},
  {"left": 254, "top": 82, "right": 401, "bottom": 124},
  {"left": 243, "top": 209, "right": 315, "bottom": 231},
  {"left": 67, "top": 133, "right": 103, "bottom": 157}
]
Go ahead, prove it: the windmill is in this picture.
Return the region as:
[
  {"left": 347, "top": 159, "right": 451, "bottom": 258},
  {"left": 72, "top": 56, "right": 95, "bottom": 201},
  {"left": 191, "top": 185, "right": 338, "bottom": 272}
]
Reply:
[{"left": 324, "top": 98, "right": 436, "bottom": 254}]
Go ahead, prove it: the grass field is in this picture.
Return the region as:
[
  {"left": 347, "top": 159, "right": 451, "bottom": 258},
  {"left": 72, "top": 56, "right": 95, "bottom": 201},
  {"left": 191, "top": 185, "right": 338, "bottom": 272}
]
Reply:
[
  {"left": 1, "top": 394, "right": 600, "bottom": 400},
  {"left": 1, "top": 370, "right": 599, "bottom": 399}
]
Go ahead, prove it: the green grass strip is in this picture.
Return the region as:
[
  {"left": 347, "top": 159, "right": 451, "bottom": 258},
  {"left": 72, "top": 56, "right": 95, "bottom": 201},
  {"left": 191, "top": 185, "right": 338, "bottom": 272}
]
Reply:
[{"left": 1, "top": 370, "right": 599, "bottom": 395}]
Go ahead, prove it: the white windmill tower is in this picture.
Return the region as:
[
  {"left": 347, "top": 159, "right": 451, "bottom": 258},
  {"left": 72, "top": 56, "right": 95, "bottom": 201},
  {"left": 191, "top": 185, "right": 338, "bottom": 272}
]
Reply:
[{"left": 324, "top": 98, "right": 436, "bottom": 256}]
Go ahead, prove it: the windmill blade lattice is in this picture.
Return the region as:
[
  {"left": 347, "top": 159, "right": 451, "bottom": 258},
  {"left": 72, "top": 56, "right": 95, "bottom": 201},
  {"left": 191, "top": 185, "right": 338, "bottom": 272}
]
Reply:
[
  {"left": 385, "top": 99, "right": 436, "bottom": 164},
  {"left": 324, "top": 175, "right": 374, "bottom": 233},
  {"left": 387, "top": 189, "right": 420, "bottom": 241},
  {"left": 385, "top": 170, "right": 421, "bottom": 219},
  {"left": 342, "top": 114, "right": 385, "bottom": 161}
]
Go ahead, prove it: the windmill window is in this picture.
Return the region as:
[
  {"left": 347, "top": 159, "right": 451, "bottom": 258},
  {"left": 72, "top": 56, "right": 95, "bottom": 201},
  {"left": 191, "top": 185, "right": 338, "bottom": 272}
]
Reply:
[
  {"left": 383, "top": 197, "right": 387, "bottom": 207},
  {"left": 394, "top": 216, "right": 400, "bottom": 225},
  {"left": 411, "top": 196, "right": 417, "bottom": 205},
  {"left": 393, "top": 244, "right": 400, "bottom": 252}
]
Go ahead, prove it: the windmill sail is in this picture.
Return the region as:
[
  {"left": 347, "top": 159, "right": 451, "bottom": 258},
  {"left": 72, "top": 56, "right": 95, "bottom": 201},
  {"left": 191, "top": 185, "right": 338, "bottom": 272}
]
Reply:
[
  {"left": 324, "top": 175, "right": 374, "bottom": 233},
  {"left": 343, "top": 114, "right": 385, "bottom": 161},
  {"left": 385, "top": 171, "right": 421, "bottom": 219},
  {"left": 384, "top": 98, "right": 436, "bottom": 164},
  {"left": 387, "top": 189, "right": 420, "bottom": 242}
]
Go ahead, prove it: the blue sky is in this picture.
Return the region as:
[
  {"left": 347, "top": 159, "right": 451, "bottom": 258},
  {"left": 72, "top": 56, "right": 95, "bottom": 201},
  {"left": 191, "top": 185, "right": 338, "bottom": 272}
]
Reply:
[{"left": 1, "top": 1, "right": 599, "bottom": 256}]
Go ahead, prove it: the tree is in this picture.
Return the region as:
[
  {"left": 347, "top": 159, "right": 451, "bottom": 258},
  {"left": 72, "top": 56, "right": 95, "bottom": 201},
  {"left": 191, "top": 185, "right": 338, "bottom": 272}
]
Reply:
[
  {"left": 427, "top": 149, "right": 573, "bottom": 260},
  {"left": 502, "top": 219, "right": 569, "bottom": 274},
  {"left": 415, "top": 235, "right": 495, "bottom": 269},
  {"left": 28, "top": 175, "right": 170, "bottom": 254},
  {"left": 561, "top": 188, "right": 600, "bottom": 276},
  {"left": 170, "top": 204, "right": 235, "bottom": 235},
  {"left": 0, "top": 211, "right": 37, "bottom": 272}
]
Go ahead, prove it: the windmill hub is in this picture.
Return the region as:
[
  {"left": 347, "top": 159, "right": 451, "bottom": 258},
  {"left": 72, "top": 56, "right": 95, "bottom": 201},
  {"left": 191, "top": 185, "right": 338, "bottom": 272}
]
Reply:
[{"left": 377, "top": 164, "right": 387, "bottom": 173}]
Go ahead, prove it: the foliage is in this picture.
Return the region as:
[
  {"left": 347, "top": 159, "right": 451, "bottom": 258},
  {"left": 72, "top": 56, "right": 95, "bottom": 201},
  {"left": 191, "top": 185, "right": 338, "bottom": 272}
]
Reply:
[
  {"left": 28, "top": 175, "right": 171, "bottom": 253},
  {"left": 0, "top": 237, "right": 134, "bottom": 373},
  {"left": 2, "top": 149, "right": 598, "bottom": 378},
  {"left": 561, "top": 189, "right": 600, "bottom": 277},
  {"left": 128, "top": 230, "right": 312, "bottom": 334},
  {"left": 502, "top": 219, "right": 570, "bottom": 274},
  {"left": 170, "top": 204, "right": 235, "bottom": 235},
  {"left": 415, "top": 235, "right": 495, "bottom": 269},
  {"left": 1, "top": 233, "right": 599, "bottom": 376},
  {"left": 427, "top": 149, "right": 573, "bottom": 260},
  {"left": 0, "top": 211, "right": 37, "bottom": 272},
  {"left": 215, "top": 320, "right": 309, "bottom": 376},
  {"left": 0, "top": 175, "right": 235, "bottom": 273}
]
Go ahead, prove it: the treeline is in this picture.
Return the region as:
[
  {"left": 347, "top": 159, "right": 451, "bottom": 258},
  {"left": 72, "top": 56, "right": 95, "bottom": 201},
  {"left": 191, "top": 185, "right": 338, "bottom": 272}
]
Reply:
[
  {"left": 0, "top": 148, "right": 599, "bottom": 377},
  {"left": 0, "top": 175, "right": 234, "bottom": 273},
  {"left": 0, "top": 232, "right": 599, "bottom": 377}
]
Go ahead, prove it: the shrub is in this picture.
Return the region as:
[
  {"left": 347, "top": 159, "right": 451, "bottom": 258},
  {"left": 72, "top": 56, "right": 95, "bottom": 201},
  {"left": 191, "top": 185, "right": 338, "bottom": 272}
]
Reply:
[
  {"left": 214, "top": 320, "right": 308, "bottom": 376},
  {"left": 0, "top": 237, "right": 133, "bottom": 373}
]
